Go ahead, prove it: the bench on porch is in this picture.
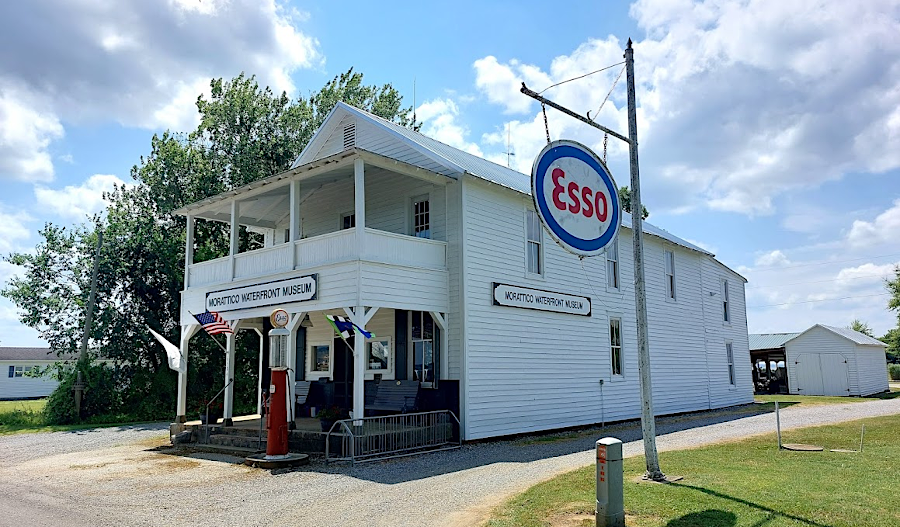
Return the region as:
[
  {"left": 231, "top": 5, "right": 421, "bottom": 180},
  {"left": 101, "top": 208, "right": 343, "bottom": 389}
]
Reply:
[
  {"left": 365, "top": 380, "right": 419, "bottom": 415},
  {"left": 295, "top": 381, "right": 312, "bottom": 406}
]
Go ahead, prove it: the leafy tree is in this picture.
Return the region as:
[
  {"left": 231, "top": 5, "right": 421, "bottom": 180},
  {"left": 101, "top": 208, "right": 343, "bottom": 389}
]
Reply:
[
  {"left": 881, "top": 328, "right": 900, "bottom": 364},
  {"left": 849, "top": 319, "right": 874, "bottom": 337},
  {"left": 618, "top": 186, "right": 649, "bottom": 219},
  {"left": 2, "top": 69, "right": 412, "bottom": 422}
]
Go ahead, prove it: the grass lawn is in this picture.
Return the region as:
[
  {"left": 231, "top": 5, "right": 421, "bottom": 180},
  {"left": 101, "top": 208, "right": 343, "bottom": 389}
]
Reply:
[
  {"left": 486, "top": 415, "right": 900, "bottom": 527},
  {"left": 0, "top": 399, "right": 154, "bottom": 435},
  {"left": 754, "top": 388, "right": 900, "bottom": 407}
]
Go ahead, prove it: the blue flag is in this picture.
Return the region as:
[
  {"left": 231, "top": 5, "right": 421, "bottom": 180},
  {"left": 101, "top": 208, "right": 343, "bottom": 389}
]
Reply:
[{"left": 325, "top": 314, "right": 373, "bottom": 339}]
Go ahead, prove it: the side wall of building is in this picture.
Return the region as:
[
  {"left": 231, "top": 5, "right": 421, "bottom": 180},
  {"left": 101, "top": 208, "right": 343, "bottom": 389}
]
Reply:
[
  {"left": 785, "top": 327, "right": 858, "bottom": 395},
  {"left": 855, "top": 344, "right": 889, "bottom": 396},
  {"left": 460, "top": 177, "right": 753, "bottom": 440},
  {"left": 0, "top": 361, "right": 58, "bottom": 399}
]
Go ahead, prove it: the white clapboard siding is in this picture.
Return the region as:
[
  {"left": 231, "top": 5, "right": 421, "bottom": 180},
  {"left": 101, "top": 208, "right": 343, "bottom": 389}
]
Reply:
[
  {"left": 446, "top": 181, "right": 463, "bottom": 380},
  {"left": 461, "top": 177, "right": 752, "bottom": 440},
  {"left": 0, "top": 362, "right": 58, "bottom": 399},
  {"left": 355, "top": 119, "right": 456, "bottom": 177},
  {"left": 785, "top": 326, "right": 858, "bottom": 395},
  {"left": 360, "top": 264, "right": 449, "bottom": 313},
  {"left": 855, "top": 345, "right": 889, "bottom": 396},
  {"left": 302, "top": 308, "right": 397, "bottom": 381}
]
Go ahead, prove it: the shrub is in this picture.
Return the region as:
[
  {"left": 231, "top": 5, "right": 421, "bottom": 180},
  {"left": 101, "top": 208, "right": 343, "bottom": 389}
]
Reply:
[
  {"left": 44, "top": 362, "right": 121, "bottom": 425},
  {"left": 889, "top": 364, "right": 900, "bottom": 381}
]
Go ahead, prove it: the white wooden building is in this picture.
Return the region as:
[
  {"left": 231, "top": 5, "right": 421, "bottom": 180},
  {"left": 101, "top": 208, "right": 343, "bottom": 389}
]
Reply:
[
  {"left": 174, "top": 102, "right": 753, "bottom": 440},
  {"left": 786, "top": 325, "right": 888, "bottom": 396},
  {"left": 0, "top": 347, "right": 59, "bottom": 400}
]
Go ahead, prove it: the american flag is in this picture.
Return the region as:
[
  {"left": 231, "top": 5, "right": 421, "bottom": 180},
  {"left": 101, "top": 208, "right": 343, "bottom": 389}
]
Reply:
[{"left": 193, "top": 310, "right": 233, "bottom": 335}]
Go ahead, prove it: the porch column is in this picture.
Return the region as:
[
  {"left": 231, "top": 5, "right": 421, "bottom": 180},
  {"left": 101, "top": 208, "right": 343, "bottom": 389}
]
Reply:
[
  {"left": 184, "top": 215, "right": 194, "bottom": 290},
  {"left": 354, "top": 158, "right": 365, "bottom": 240},
  {"left": 431, "top": 312, "right": 449, "bottom": 381},
  {"left": 254, "top": 328, "right": 264, "bottom": 414},
  {"left": 223, "top": 319, "right": 241, "bottom": 426},
  {"left": 177, "top": 324, "right": 200, "bottom": 422},
  {"left": 230, "top": 200, "right": 240, "bottom": 280},
  {"left": 290, "top": 179, "right": 300, "bottom": 269},
  {"left": 286, "top": 311, "right": 305, "bottom": 429}
]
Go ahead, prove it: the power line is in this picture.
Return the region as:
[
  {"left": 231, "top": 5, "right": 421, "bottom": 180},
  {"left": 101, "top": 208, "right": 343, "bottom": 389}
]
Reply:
[
  {"left": 748, "top": 292, "right": 891, "bottom": 309},
  {"left": 538, "top": 61, "right": 625, "bottom": 94},
  {"left": 748, "top": 271, "right": 895, "bottom": 290},
  {"left": 748, "top": 252, "right": 900, "bottom": 273}
]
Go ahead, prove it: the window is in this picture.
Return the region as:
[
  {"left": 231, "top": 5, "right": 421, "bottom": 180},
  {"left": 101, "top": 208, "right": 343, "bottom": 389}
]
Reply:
[
  {"left": 726, "top": 341, "right": 735, "bottom": 385},
  {"left": 10, "top": 366, "right": 31, "bottom": 378},
  {"left": 610, "top": 318, "right": 623, "bottom": 376},
  {"left": 607, "top": 240, "right": 619, "bottom": 290},
  {"left": 412, "top": 197, "right": 430, "bottom": 239},
  {"left": 526, "top": 210, "right": 542, "bottom": 275},
  {"left": 309, "top": 343, "right": 331, "bottom": 376},
  {"left": 664, "top": 249, "right": 676, "bottom": 300},
  {"left": 722, "top": 280, "right": 730, "bottom": 322},
  {"left": 7, "top": 366, "right": 13, "bottom": 378},
  {"left": 341, "top": 212, "right": 355, "bottom": 230},
  {"left": 410, "top": 311, "right": 435, "bottom": 384},
  {"left": 366, "top": 338, "right": 392, "bottom": 374}
]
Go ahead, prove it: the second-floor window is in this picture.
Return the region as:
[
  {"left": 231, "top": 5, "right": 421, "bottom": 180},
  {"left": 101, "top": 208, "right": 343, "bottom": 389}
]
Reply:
[
  {"left": 413, "top": 197, "right": 430, "bottom": 238},
  {"left": 526, "top": 210, "right": 542, "bottom": 275},
  {"left": 665, "top": 249, "right": 676, "bottom": 300},
  {"left": 607, "top": 240, "right": 619, "bottom": 290},
  {"left": 341, "top": 212, "right": 355, "bottom": 230},
  {"left": 722, "top": 279, "right": 730, "bottom": 322}
]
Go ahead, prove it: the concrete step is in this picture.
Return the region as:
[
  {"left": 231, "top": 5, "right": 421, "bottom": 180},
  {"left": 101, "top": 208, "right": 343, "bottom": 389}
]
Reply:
[{"left": 208, "top": 434, "right": 266, "bottom": 450}]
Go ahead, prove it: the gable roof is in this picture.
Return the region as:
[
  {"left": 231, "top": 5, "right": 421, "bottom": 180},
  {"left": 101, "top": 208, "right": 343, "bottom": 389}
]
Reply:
[
  {"left": 293, "top": 102, "right": 713, "bottom": 257},
  {"left": 749, "top": 333, "right": 800, "bottom": 351},
  {"left": 787, "top": 324, "right": 887, "bottom": 347},
  {"left": 0, "top": 347, "right": 58, "bottom": 361}
]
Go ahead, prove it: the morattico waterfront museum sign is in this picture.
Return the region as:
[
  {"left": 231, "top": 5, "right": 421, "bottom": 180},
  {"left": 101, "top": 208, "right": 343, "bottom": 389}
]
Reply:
[
  {"left": 206, "top": 275, "right": 317, "bottom": 313},
  {"left": 492, "top": 282, "right": 591, "bottom": 316}
]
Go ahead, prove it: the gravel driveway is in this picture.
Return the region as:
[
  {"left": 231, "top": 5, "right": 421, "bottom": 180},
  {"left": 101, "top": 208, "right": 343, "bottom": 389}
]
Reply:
[{"left": 2, "top": 398, "right": 899, "bottom": 527}]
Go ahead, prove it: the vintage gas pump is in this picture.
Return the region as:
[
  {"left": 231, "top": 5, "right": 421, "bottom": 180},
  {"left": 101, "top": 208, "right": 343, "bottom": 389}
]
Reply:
[{"left": 266, "top": 309, "right": 291, "bottom": 458}]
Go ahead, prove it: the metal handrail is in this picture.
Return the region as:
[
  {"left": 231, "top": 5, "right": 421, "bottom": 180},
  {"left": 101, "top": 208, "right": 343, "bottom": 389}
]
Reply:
[
  {"left": 203, "top": 377, "right": 233, "bottom": 444},
  {"left": 325, "top": 410, "right": 461, "bottom": 464}
]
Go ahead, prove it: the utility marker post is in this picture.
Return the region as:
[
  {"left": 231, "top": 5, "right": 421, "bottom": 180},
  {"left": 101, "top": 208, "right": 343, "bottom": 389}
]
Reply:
[{"left": 520, "top": 38, "right": 665, "bottom": 481}]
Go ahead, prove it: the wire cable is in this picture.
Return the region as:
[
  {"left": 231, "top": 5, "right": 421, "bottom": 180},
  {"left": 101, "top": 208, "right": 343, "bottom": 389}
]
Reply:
[
  {"left": 538, "top": 62, "right": 625, "bottom": 94},
  {"left": 748, "top": 252, "right": 900, "bottom": 273},
  {"left": 747, "top": 292, "right": 891, "bottom": 309},
  {"left": 748, "top": 271, "right": 896, "bottom": 290}
]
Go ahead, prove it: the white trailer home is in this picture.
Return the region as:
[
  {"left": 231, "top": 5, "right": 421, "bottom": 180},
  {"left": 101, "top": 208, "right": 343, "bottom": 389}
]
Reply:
[
  {"left": 0, "top": 347, "right": 59, "bottom": 400},
  {"left": 784, "top": 325, "right": 889, "bottom": 397},
  {"left": 173, "top": 102, "right": 753, "bottom": 440}
]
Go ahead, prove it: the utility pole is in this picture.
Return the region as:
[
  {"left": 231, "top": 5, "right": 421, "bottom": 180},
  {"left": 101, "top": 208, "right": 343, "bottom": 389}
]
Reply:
[
  {"left": 74, "top": 228, "right": 102, "bottom": 418},
  {"left": 521, "top": 38, "right": 665, "bottom": 481}
]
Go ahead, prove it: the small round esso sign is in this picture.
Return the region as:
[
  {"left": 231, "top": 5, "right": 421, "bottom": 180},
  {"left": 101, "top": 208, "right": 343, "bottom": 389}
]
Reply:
[{"left": 531, "top": 140, "right": 621, "bottom": 257}]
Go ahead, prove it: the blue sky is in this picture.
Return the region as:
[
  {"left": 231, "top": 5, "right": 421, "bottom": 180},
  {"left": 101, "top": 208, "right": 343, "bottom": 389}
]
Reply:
[{"left": 1, "top": 0, "right": 899, "bottom": 346}]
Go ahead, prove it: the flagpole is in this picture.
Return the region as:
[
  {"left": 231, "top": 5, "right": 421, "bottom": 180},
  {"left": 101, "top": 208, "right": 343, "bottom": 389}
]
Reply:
[{"left": 189, "top": 311, "right": 230, "bottom": 353}]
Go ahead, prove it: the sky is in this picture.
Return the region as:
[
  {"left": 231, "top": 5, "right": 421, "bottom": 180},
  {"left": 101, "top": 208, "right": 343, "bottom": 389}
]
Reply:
[{"left": 1, "top": 0, "right": 899, "bottom": 346}]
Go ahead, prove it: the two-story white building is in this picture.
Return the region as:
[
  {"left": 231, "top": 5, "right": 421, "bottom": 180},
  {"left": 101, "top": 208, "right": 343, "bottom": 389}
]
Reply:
[{"left": 174, "top": 102, "right": 753, "bottom": 440}]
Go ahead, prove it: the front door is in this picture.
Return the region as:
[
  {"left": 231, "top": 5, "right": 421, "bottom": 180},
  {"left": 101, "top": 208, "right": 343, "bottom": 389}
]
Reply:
[{"left": 333, "top": 336, "right": 354, "bottom": 409}]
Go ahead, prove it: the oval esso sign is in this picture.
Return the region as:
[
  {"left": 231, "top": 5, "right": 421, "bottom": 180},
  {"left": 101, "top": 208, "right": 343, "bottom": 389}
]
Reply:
[{"left": 531, "top": 140, "right": 621, "bottom": 257}]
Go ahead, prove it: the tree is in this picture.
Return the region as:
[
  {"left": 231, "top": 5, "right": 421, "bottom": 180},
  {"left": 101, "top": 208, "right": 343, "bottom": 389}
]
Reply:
[
  {"left": 849, "top": 319, "right": 874, "bottom": 337},
  {"left": 2, "top": 69, "right": 412, "bottom": 422},
  {"left": 618, "top": 186, "right": 649, "bottom": 219},
  {"left": 888, "top": 265, "right": 900, "bottom": 314},
  {"left": 881, "top": 328, "right": 899, "bottom": 364}
]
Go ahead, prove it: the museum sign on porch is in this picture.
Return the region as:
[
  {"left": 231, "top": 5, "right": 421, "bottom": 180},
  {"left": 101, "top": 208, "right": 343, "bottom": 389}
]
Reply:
[{"left": 206, "top": 275, "right": 317, "bottom": 313}]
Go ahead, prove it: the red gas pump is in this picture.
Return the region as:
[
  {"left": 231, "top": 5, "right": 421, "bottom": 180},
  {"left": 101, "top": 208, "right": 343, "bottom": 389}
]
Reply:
[{"left": 266, "top": 311, "right": 291, "bottom": 458}]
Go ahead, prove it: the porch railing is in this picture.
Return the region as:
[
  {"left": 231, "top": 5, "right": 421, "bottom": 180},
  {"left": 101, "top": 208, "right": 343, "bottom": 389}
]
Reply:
[{"left": 325, "top": 410, "right": 461, "bottom": 464}]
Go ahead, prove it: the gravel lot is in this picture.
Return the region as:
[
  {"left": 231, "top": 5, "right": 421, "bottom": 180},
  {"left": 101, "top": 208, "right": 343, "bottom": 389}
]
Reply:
[{"left": 2, "top": 398, "right": 899, "bottom": 527}]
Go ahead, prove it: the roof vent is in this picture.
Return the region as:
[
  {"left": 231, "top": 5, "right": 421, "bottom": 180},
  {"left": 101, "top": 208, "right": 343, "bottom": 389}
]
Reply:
[{"left": 343, "top": 122, "right": 356, "bottom": 150}]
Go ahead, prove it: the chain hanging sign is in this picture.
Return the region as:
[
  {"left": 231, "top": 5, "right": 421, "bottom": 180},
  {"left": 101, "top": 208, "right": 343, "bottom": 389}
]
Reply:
[{"left": 532, "top": 139, "right": 621, "bottom": 257}]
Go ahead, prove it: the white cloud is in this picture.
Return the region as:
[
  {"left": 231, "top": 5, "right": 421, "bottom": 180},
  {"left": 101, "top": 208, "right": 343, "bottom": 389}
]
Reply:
[
  {"left": 847, "top": 199, "right": 900, "bottom": 248},
  {"left": 754, "top": 250, "right": 790, "bottom": 268},
  {"left": 0, "top": 0, "right": 323, "bottom": 180},
  {"left": 416, "top": 98, "right": 484, "bottom": 157},
  {"left": 0, "top": 208, "right": 33, "bottom": 255},
  {"left": 472, "top": 0, "right": 900, "bottom": 215},
  {"left": 0, "top": 83, "right": 64, "bottom": 182},
  {"left": 34, "top": 174, "right": 129, "bottom": 221}
]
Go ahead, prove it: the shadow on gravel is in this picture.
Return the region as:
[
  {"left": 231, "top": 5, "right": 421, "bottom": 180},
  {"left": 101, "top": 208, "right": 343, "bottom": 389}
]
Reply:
[
  {"left": 61, "top": 422, "right": 170, "bottom": 436},
  {"left": 302, "top": 403, "right": 784, "bottom": 484}
]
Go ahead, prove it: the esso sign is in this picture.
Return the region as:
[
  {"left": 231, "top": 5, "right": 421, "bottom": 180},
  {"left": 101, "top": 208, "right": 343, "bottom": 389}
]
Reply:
[{"left": 532, "top": 140, "right": 621, "bottom": 257}]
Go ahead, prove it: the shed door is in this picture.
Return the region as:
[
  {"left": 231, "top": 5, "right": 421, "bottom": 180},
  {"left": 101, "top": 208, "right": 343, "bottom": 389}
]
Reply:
[
  {"left": 819, "top": 354, "right": 850, "bottom": 396},
  {"left": 795, "top": 354, "right": 824, "bottom": 396}
]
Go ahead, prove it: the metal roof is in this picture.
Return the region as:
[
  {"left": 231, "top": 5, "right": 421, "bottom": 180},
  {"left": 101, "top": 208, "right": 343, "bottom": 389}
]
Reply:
[
  {"left": 0, "top": 347, "right": 57, "bottom": 361},
  {"left": 312, "top": 103, "right": 713, "bottom": 256},
  {"left": 806, "top": 325, "right": 887, "bottom": 346},
  {"left": 749, "top": 333, "right": 800, "bottom": 350}
]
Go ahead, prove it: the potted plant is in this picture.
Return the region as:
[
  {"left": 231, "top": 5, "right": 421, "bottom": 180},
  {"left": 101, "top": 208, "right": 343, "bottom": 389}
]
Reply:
[{"left": 316, "top": 405, "right": 344, "bottom": 431}]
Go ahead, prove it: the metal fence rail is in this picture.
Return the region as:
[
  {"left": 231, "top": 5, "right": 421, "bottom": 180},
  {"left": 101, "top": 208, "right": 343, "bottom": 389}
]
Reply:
[{"left": 325, "top": 410, "right": 461, "bottom": 464}]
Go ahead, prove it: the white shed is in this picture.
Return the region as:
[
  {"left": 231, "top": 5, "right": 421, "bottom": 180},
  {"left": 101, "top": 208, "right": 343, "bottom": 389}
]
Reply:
[{"left": 784, "top": 325, "right": 889, "bottom": 397}]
